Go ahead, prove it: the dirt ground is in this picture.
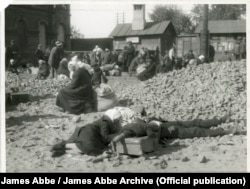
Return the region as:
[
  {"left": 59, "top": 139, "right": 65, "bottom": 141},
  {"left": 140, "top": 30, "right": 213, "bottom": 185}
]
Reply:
[{"left": 5, "top": 75, "right": 247, "bottom": 172}]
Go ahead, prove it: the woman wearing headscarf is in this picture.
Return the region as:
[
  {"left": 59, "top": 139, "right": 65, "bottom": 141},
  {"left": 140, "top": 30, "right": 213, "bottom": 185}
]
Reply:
[
  {"left": 50, "top": 109, "right": 122, "bottom": 157},
  {"left": 56, "top": 60, "right": 96, "bottom": 115}
]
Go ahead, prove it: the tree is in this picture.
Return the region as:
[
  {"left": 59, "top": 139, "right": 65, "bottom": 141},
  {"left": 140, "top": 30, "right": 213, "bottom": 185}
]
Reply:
[
  {"left": 149, "top": 5, "right": 194, "bottom": 35},
  {"left": 190, "top": 4, "right": 246, "bottom": 26},
  {"left": 70, "top": 25, "right": 84, "bottom": 39}
]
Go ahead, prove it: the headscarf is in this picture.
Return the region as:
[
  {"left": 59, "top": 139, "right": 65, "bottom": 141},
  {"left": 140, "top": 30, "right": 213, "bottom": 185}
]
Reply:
[
  {"left": 104, "top": 109, "right": 122, "bottom": 122},
  {"left": 104, "top": 109, "right": 122, "bottom": 132},
  {"left": 68, "top": 60, "right": 78, "bottom": 79},
  {"left": 71, "top": 55, "right": 93, "bottom": 75}
]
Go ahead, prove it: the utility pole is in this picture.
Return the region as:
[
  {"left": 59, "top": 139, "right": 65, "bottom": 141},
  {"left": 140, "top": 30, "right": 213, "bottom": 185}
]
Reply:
[{"left": 200, "top": 4, "right": 209, "bottom": 62}]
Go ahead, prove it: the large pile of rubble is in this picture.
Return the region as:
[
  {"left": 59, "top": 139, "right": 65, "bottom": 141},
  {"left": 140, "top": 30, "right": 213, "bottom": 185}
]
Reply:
[
  {"left": 6, "top": 72, "right": 70, "bottom": 97},
  {"left": 111, "top": 61, "right": 246, "bottom": 131}
]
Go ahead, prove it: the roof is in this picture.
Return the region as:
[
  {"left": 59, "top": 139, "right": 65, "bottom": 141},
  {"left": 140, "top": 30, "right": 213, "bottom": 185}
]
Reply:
[
  {"left": 109, "top": 21, "right": 174, "bottom": 37},
  {"left": 194, "top": 20, "right": 246, "bottom": 34}
]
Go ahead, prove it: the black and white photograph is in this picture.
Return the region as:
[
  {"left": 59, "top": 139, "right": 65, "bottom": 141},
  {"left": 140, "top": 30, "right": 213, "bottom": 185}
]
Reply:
[{"left": 1, "top": 0, "right": 248, "bottom": 172}]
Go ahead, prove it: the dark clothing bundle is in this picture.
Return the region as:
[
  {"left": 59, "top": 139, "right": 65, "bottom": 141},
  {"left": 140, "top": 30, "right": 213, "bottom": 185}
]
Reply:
[
  {"left": 66, "top": 115, "right": 117, "bottom": 155},
  {"left": 56, "top": 67, "right": 95, "bottom": 115}
]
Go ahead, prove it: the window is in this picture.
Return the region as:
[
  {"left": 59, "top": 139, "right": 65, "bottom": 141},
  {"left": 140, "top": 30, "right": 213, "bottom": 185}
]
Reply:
[{"left": 134, "top": 5, "right": 142, "bottom": 10}]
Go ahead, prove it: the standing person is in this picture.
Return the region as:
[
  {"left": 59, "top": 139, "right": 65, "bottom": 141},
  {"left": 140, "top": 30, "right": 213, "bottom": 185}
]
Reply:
[
  {"left": 48, "top": 41, "right": 64, "bottom": 78},
  {"left": 169, "top": 44, "right": 176, "bottom": 66},
  {"left": 56, "top": 60, "right": 96, "bottom": 115},
  {"left": 233, "top": 41, "right": 240, "bottom": 60},
  {"left": 208, "top": 44, "right": 215, "bottom": 62},
  {"left": 162, "top": 50, "right": 173, "bottom": 73},
  {"left": 44, "top": 45, "right": 52, "bottom": 63},
  {"left": 91, "top": 63, "right": 108, "bottom": 87},
  {"left": 239, "top": 38, "right": 246, "bottom": 59},
  {"left": 102, "top": 48, "right": 112, "bottom": 66},
  {"left": 35, "top": 44, "right": 45, "bottom": 65},
  {"left": 5, "top": 40, "right": 19, "bottom": 69},
  {"left": 50, "top": 109, "right": 122, "bottom": 157},
  {"left": 125, "top": 41, "right": 135, "bottom": 72},
  {"left": 92, "top": 45, "right": 103, "bottom": 66}
]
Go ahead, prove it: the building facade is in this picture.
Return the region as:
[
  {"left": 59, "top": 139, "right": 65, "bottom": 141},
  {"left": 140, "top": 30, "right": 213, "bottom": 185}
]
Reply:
[
  {"left": 194, "top": 20, "right": 246, "bottom": 60},
  {"left": 109, "top": 5, "right": 177, "bottom": 56},
  {"left": 5, "top": 5, "right": 71, "bottom": 61}
]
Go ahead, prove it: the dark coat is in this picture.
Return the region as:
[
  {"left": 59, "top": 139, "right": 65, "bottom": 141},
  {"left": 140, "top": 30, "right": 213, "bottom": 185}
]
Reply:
[
  {"left": 125, "top": 44, "right": 135, "bottom": 68},
  {"left": 48, "top": 46, "right": 64, "bottom": 69},
  {"left": 102, "top": 51, "right": 112, "bottom": 65},
  {"left": 137, "top": 63, "right": 156, "bottom": 81},
  {"left": 56, "top": 67, "right": 95, "bottom": 115},
  {"left": 91, "top": 67, "right": 107, "bottom": 86},
  {"left": 129, "top": 57, "right": 142, "bottom": 73},
  {"left": 66, "top": 115, "right": 118, "bottom": 155},
  {"left": 35, "top": 49, "right": 45, "bottom": 61},
  {"left": 121, "top": 122, "right": 160, "bottom": 137}
]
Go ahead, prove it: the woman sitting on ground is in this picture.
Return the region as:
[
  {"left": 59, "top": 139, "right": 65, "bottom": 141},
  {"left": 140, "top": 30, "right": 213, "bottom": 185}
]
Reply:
[{"left": 56, "top": 60, "right": 96, "bottom": 115}]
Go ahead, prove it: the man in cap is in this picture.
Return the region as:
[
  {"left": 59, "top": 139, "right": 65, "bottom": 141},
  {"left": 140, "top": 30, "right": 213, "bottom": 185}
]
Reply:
[{"left": 48, "top": 40, "right": 65, "bottom": 78}]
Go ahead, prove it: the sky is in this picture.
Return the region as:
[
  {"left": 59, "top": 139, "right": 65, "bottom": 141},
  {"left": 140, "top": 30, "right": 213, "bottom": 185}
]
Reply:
[{"left": 70, "top": 3, "right": 194, "bottom": 38}]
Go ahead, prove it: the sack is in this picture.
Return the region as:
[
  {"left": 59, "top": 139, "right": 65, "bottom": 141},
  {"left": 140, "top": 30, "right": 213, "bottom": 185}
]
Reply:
[
  {"left": 95, "top": 83, "right": 113, "bottom": 97},
  {"left": 136, "top": 64, "right": 147, "bottom": 75},
  {"left": 95, "top": 84, "right": 119, "bottom": 111},
  {"left": 97, "top": 92, "right": 119, "bottom": 112}
]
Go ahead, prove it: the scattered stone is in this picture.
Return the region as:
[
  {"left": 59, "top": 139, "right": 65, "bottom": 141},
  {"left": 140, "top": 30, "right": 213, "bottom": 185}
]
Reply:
[
  {"left": 160, "top": 159, "right": 168, "bottom": 169},
  {"left": 200, "top": 156, "right": 209, "bottom": 163},
  {"left": 182, "top": 157, "right": 190, "bottom": 162},
  {"left": 72, "top": 116, "right": 81, "bottom": 123}
]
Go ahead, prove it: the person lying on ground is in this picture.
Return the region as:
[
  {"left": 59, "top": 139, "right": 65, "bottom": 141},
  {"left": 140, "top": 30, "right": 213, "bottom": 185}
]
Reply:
[
  {"left": 50, "top": 109, "right": 122, "bottom": 157},
  {"left": 109, "top": 111, "right": 236, "bottom": 153}
]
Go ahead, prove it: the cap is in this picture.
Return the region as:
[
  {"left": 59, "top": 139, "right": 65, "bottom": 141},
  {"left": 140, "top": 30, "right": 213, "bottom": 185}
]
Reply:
[{"left": 55, "top": 41, "right": 62, "bottom": 46}]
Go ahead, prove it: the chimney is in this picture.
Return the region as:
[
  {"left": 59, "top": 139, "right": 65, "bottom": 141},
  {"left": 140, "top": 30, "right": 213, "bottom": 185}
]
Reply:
[{"left": 132, "top": 4, "right": 146, "bottom": 30}]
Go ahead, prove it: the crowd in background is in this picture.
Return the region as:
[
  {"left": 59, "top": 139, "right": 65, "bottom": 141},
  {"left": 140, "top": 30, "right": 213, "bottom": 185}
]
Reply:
[{"left": 5, "top": 37, "right": 246, "bottom": 82}]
